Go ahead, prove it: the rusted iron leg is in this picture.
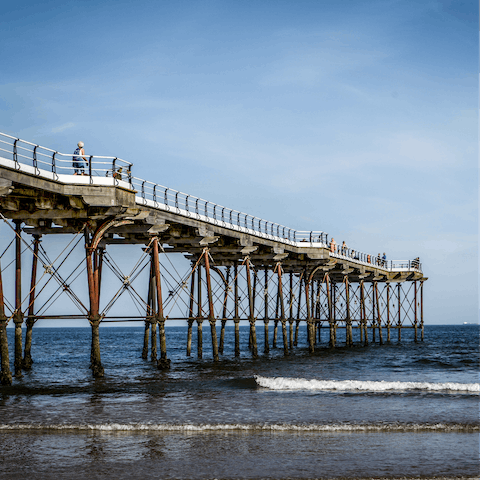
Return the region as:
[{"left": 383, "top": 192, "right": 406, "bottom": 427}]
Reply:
[
  {"left": 196, "top": 319, "right": 203, "bottom": 359},
  {"left": 386, "top": 283, "right": 391, "bottom": 342},
  {"left": 150, "top": 321, "right": 158, "bottom": 361},
  {"left": 142, "top": 321, "right": 150, "bottom": 359},
  {"left": 263, "top": 319, "right": 269, "bottom": 354},
  {"left": 414, "top": 281, "right": 418, "bottom": 343},
  {"left": 375, "top": 283, "right": 383, "bottom": 345},
  {"left": 14, "top": 221, "right": 23, "bottom": 378},
  {"left": 273, "top": 320, "right": 278, "bottom": 348},
  {"left": 245, "top": 257, "right": 257, "bottom": 359},
  {"left": 0, "top": 259, "right": 11, "bottom": 385},
  {"left": 204, "top": 248, "right": 219, "bottom": 362},
  {"left": 249, "top": 319, "right": 258, "bottom": 358},
  {"left": 85, "top": 230, "right": 104, "bottom": 378},
  {"left": 209, "top": 319, "right": 219, "bottom": 362},
  {"left": 143, "top": 257, "right": 153, "bottom": 360},
  {"left": 219, "top": 266, "right": 229, "bottom": 356},
  {"left": 281, "top": 320, "right": 289, "bottom": 356},
  {"left": 329, "top": 322, "right": 335, "bottom": 348},
  {"left": 345, "top": 278, "right": 352, "bottom": 347},
  {"left": 152, "top": 238, "right": 169, "bottom": 369},
  {"left": 219, "top": 320, "right": 226, "bottom": 355},
  {"left": 157, "top": 319, "right": 170, "bottom": 369},
  {"left": 234, "top": 318, "right": 240, "bottom": 357},
  {"left": 197, "top": 262, "right": 203, "bottom": 359},
  {"left": 289, "top": 320, "right": 294, "bottom": 349},
  {"left": 397, "top": 283, "right": 402, "bottom": 342},
  {"left": 305, "top": 277, "right": 314, "bottom": 353},
  {"left": 90, "top": 317, "right": 103, "bottom": 377},
  {"left": 187, "top": 319, "right": 193, "bottom": 356},
  {"left": 294, "top": 320, "right": 300, "bottom": 346},
  {"left": 420, "top": 281, "right": 424, "bottom": 341},
  {"left": 23, "top": 234, "right": 40, "bottom": 369},
  {"left": 0, "top": 318, "right": 11, "bottom": 386},
  {"left": 149, "top": 254, "right": 158, "bottom": 362},
  {"left": 360, "top": 281, "right": 368, "bottom": 346},
  {"left": 326, "top": 275, "right": 335, "bottom": 348},
  {"left": 307, "top": 320, "right": 315, "bottom": 353}
]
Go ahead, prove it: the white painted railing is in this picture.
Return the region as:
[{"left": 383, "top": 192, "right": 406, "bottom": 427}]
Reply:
[{"left": 0, "top": 131, "right": 422, "bottom": 273}]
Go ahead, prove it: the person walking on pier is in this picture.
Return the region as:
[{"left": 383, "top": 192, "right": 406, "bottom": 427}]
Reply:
[
  {"left": 330, "top": 238, "right": 337, "bottom": 253},
  {"left": 72, "top": 141, "right": 88, "bottom": 175},
  {"left": 341, "top": 241, "right": 348, "bottom": 255}
]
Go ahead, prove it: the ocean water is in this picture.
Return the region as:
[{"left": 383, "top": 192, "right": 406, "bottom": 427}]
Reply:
[{"left": 0, "top": 324, "right": 478, "bottom": 479}]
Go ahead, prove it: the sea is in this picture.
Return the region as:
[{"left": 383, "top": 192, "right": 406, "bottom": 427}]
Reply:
[{"left": 0, "top": 324, "right": 478, "bottom": 480}]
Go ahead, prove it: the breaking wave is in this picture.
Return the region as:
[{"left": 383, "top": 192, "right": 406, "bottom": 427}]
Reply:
[
  {"left": 0, "top": 422, "right": 477, "bottom": 433},
  {"left": 254, "top": 375, "right": 480, "bottom": 393}
]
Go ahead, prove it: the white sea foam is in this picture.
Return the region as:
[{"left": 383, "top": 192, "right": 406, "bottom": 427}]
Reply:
[
  {"left": 254, "top": 375, "right": 480, "bottom": 393},
  {"left": 0, "top": 423, "right": 477, "bottom": 433}
]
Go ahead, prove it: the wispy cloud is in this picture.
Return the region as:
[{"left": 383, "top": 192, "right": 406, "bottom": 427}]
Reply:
[{"left": 52, "top": 122, "right": 74, "bottom": 133}]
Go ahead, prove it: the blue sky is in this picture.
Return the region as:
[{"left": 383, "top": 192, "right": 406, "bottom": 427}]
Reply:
[{"left": 0, "top": 0, "right": 477, "bottom": 324}]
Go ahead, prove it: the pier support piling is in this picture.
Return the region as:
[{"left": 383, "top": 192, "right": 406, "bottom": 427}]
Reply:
[
  {"left": 276, "top": 264, "right": 289, "bottom": 356},
  {"left": 375, "top": 282, "right": 383, "bottom": 345},
  {"left": 23, "top": 234, "right": 40, "bottom": 369},
  {"left": 152, "top": 238, "right": 169, "bottom": 369},
  {"left": 245, "top": 257, "right": 258, "bottom": 358},
  {"left": 420, "top": 281, "right": 424, "bottom": 341},
  {"left": 142, "top": 321, "right": 150, "bottom": 359},
  {"left": 0, "top": 258, "right": 12, "bottom": 385},
  {"left": 14, "top": 221, "right": 23, "bottom": 378},
  {"left": 204, "top": 249, "right": 219, "bottom": 362},
  {"left": 386, "top": 283, "right": 391, "bottom": 343}
]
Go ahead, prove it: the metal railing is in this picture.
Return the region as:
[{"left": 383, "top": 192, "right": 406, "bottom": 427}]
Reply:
[
  {"left": 0, "top": 131, "right": 422, "bottom": 272},
  {"left": 0, "top": 132, "right": 133, "bottom": 185},
  {"left": 329, "top": 247, "right": 422, "bottom": 272},
  {"left": 130, "top": 176, "right": 327, "bottom": 245}
]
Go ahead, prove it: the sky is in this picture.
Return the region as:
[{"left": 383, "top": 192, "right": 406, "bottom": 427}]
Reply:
[{"left": 0, "top": 0, "right": 477, "bottom": 325}]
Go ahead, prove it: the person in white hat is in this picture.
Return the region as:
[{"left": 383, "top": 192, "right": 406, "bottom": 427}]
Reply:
[{"left": 72, "top": 141, "right": 88, "bottom": 175}]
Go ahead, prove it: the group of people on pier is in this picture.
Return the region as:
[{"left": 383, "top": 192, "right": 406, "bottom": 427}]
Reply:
[{"left": 329, "top": 238, "right": 420, "bottom": 270}]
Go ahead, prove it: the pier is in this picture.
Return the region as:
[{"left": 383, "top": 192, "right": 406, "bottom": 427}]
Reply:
[{"left": 0, "top": 132, "right": 426, "bottom": 383}]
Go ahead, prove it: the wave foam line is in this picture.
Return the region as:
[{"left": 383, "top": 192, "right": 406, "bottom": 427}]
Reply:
[
  {"left": 0, "top": 423, "right": 477, "bottom": 433},
  {"left": 254, "top": 375, "right": 480, "bottom": 393}
]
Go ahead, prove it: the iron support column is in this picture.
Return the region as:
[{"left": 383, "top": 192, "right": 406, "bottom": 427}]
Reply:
[
  {"left": 186, "top": 267, "right": 196, "bottom": 356},
  {"left": 345, "top": 277, "right": 353, "bottom": 347},
  {"left": 264, "top": 267, "right": 269, "bottom": 353},
  {"left": 326, "top": 275, "right": 335, "bottom": 348},
  {"left": 197, "top": 264, "right": 203, "bottom": 359},
  {"left": 360, "top": 280, "right": 368, "bottom": 346},
  {"left": 204, "top": 249, "right": 219, "bottom": 362},
  {"left": 153, "top": 237, "right": 169, "bottom": 369},
  {"left": 375, "top": 282, "right": 383, "bottom": 345},
  {"left": 397, "top": 283, "right": 401, "bottom": 341},
  {"left": 414, "top": 281, "right": 418, "bottom": 342},
  {"left": 0, "top": 258, "right": 12, "bottom": 385},
  {"left": 14, "top": 221, "right": 23, "bottom": 377},
  {"left": 420, "top": 281, "right": 424, "bottom": 341},
  {"left": 85, "top": 228, "right": 104, "bottom": 378},
  {"left": 245, "top": 258, "right": 258, "bottom": 358},
  {"left": 276, "top": 264, "right": 288, "bottom": 356},
  {"left": 234, "top": 262, "right": 240, "bottom": 357},
  {"left": 219, "top": 267, "right": 230, "bottom": 355},
  {"left": 305, "top": 276, "right": 314, "bottom": 353},
  {"left": 386, "top": 283, "right": 391, "bottom": 342},
  {"left": 23, "top": 234, "right": 40, "bottom": 369}
]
